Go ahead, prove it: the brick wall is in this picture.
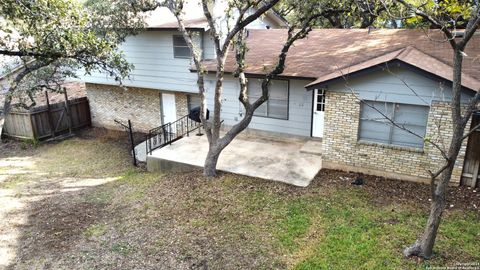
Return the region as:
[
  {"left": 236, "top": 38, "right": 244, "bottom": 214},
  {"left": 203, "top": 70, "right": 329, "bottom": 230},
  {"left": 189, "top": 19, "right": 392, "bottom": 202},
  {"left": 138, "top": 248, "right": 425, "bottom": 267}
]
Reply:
[
  {"left": 175, "top": 93, "right": 189, "bottom": 119},
  {"left": 322, "top": 91, "right": 468, "bottom": 185},
  {"left": 86, "top": 83, "right": 193, "bottom": 133},
  {"left": 85, "top": 83, "right": 162, "bottom": 132}
]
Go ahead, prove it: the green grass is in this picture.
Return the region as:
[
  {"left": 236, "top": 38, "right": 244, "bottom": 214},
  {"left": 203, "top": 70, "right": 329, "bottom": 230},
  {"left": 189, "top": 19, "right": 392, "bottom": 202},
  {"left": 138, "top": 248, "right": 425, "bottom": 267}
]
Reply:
[
  {"left": 277, "top": 200, "right": 312, "bottom": 251},
  {"left": 84, "top": 223, "right": 107, "bottom": 238},
  {"left": 85, "top": 190, "right": 113, "bottom": 204},
  {"left": 111, "top": 241, "right": 135, "bottom": 255},
  {"left": 292, "top": 192, "right": 412, "bottom": 269},
  {"left": 37, "top": 138, "right": 131, "bottom": 177},
  {"left": 3, "top": 131, "right": 479, "bottom": 270}
]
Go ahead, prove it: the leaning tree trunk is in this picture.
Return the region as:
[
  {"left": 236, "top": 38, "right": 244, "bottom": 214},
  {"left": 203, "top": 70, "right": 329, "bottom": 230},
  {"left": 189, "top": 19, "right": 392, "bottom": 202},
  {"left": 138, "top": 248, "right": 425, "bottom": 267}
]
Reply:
[
  {"left": 404, "top": 122, "right": 465, "bottom": 258},
  {"left": 202, "top": 112, "right": 255, "bottom": 177},
  {"left": 404, "top": 165, "right": 453, "bottom": 258}
]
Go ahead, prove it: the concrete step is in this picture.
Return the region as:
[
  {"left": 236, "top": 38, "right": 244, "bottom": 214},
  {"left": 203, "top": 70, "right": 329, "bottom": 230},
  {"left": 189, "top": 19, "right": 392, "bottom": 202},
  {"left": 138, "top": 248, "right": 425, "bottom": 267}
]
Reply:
[{"left": 299, "top": 140, "right": 323, "bottom": 156}]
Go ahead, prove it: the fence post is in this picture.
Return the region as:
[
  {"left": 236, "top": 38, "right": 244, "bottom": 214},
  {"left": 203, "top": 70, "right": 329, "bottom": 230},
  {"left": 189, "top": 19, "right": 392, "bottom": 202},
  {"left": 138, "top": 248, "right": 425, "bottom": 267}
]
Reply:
[
  {"left": 45, "top": 91, "right": 56, "bottom": 139},
  {"left": 28, "top": 113, "right": 37, "bottom": 140},
  {"left": 146, "top": 133, "right": 149, "bottom": 156},
  {"left": 63, "top": 89, "right": 73, "bottom": 135},
  {"left": 128, "top": 120, "right": 137, "bottom": 167}
]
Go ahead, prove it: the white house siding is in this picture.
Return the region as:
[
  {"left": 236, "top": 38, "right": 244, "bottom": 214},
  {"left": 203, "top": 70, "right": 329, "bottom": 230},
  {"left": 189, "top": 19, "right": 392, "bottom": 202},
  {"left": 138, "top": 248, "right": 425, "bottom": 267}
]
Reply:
[{"left": 203, "top": 75, "right": 313, "bottom": 137}]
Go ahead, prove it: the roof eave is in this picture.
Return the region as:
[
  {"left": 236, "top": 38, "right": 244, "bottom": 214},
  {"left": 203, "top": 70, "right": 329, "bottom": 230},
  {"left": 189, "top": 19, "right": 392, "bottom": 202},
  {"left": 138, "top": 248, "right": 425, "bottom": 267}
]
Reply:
[
  {"left": 189, "top": 67, "right": 316, "bottom": 80},
  {"left": 305, "top": 59, "right": 480, "bottom": 93},
  {"left": 146, "top": 27, "right": 207, "bottom": 31}
]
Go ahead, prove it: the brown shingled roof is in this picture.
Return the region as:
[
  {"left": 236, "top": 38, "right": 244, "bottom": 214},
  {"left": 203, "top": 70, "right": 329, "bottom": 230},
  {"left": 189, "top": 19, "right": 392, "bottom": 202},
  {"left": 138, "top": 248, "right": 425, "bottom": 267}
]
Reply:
[
  {"left": 200, "top": 29, "right": 480, "bottom": 91},
  {"left": 306, "top": 46, "right": 480, "bottom": 91}
]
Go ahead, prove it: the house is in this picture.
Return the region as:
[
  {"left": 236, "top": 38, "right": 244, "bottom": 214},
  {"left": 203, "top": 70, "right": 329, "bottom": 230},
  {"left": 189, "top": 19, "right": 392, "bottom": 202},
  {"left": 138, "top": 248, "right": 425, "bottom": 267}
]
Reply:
[
  {"left": 194, "top": 29, "right": 480, "bottom": 186},
  {"left": 0, "top": 56, "right": 23, "bottom": 93},
  {"left": 83, "top": 9, "right": 480, "bottom": 186},
  {"left": 83, "top": 3, "right": 287, "bottom": 132}
]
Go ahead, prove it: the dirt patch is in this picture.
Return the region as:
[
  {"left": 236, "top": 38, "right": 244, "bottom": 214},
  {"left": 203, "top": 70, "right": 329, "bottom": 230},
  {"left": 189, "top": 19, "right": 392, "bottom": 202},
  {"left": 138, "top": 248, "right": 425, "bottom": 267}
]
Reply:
[
  {"left": 312, "top": 170, "right": 480, "bottom": 213},
  {"left": 16, "top": 196, "right": 107, "bottom": 253}
]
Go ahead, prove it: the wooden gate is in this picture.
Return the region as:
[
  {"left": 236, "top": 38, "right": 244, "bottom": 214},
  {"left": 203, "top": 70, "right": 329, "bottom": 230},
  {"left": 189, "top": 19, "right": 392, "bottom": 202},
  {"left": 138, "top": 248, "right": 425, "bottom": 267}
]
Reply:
[
  {"left": 3, "top": 96, "right": 91, "bottom": 140},
  {"left": 461, "top": 113, "right": 480, "bottom": 188}
]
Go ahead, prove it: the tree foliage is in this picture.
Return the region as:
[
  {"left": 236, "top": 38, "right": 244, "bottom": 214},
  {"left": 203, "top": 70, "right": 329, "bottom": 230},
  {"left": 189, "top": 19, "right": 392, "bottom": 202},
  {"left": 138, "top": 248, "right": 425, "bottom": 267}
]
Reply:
[
  {"left": 0, "top": 0, "right": 145, "bottom": 130},
  {"left": 277, "top": 0, "right": 402, "bottom": 28},
  {"left": 402, "top": 0, "right": 477, "bottom": 28}
]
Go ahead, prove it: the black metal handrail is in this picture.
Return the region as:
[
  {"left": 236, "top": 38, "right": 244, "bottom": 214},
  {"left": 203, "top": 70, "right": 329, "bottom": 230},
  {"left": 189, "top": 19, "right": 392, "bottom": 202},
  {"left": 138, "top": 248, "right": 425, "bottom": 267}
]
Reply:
[{"left": 145, "top": 115, "right": 201, "bottom": 155}]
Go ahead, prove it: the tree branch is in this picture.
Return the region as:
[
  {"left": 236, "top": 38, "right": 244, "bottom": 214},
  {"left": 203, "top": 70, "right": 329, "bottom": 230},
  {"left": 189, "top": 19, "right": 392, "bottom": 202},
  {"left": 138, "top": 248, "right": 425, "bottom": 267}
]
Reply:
[
  {"left": 222, "top": 0, "right": 281, "bottom": 53},
  {"left": 395, "top": 0, "right": 457, "bottom": 49}
]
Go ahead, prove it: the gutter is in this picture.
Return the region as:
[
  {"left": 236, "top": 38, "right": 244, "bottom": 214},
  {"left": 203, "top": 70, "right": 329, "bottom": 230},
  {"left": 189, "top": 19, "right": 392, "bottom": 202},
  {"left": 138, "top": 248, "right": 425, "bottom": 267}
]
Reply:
[{"left": 188, "top": 67, "right": 316, "bottom": 81}]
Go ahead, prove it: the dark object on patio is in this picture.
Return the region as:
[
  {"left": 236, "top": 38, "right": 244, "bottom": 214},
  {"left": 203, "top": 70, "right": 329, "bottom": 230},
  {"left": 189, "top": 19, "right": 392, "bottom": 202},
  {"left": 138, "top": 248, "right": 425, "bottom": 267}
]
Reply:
[
  {"left": 351, "top": 176, "right": 364, "bottom": 185},
  {"left": 188, "top": 106, "right": 209, "bottom": 123}
]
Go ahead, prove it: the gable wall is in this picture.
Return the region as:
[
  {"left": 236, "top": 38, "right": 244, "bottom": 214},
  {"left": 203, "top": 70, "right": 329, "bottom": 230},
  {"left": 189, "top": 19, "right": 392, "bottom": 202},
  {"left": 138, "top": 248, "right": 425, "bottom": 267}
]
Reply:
[
  {"left": 83, "top": 31, "right": 202, "bottom": 93},
  {"left": 326, "top": 65, "right": 475, "bottom": 105},
  {"left": 321, "top": 67, "right": 473, "bottom": 184}
]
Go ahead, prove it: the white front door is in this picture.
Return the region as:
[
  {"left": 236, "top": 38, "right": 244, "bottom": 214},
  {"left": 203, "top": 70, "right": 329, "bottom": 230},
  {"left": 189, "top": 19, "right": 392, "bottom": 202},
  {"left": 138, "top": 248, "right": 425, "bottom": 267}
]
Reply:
[
  {"left": 162, "top": 93, "right": 177, "bottom": 125},
  {"left": 312, "top": 89, "right": 325, "bottom": 138}
]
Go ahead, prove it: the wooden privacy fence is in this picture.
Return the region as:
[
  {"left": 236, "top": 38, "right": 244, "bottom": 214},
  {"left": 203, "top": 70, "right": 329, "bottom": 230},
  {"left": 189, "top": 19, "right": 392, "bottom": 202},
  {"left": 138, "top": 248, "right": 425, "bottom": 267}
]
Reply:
[
  {"left": 461, "top": 112, "right": 480, "bottom": 188},
  {"left": 3, "top": 96, "right": 91, "bottom": 140}
]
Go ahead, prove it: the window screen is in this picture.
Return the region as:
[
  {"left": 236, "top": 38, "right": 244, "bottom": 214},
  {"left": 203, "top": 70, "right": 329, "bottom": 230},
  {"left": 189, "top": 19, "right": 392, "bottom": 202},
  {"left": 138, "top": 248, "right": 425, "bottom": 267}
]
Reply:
[
  {"left": 173, "top": 35, "right": 191, "bottom": 58},
  {"left": 359, "top": 101, "right": 429, "bottom": 148},
  {"left": 247, "top": 79, "right": 288, "bottom": 119}
]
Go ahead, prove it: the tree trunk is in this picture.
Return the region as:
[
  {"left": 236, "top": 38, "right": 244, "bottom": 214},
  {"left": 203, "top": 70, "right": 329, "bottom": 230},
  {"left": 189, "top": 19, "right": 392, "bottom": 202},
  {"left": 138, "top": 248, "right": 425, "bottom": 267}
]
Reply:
[
  {"left": 0, "top": 95, "right": 12, "bottom": 142},
  {"left": 202, "top": 112, "right": 255, "bottom": 177},
  {"left": 0, "top": 118, "right": 5, "bottom": 140},
  {"left": 404, "top": 165, "right": 452, "bottom": 258},
  {"left": 404, "top": 122, "right": 465, "bottom": 258},
  {"left": 204, "top": 146, "right": 221, "bottom": 177}
]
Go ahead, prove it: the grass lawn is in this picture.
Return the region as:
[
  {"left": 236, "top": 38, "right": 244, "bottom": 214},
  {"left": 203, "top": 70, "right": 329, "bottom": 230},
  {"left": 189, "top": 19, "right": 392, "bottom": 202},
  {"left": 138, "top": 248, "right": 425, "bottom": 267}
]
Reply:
[{"left": 0, "top": 129, "right": 479, "bottom": 269}]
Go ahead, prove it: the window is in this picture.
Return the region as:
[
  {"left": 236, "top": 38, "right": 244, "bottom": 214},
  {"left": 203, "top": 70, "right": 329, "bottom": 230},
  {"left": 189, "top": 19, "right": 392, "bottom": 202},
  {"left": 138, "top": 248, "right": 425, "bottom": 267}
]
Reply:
[
  {"left": 248, "top": 79, "right": 289, "bottom": 119},
  {"left": 173, "top": 35, "right": 191, "bottom": 58},
  {"left": 316, "top": 89, "right": 325, "bottom": 112},
  {"left": 359, "top": 101, "right": 429, "bottom": 148}
]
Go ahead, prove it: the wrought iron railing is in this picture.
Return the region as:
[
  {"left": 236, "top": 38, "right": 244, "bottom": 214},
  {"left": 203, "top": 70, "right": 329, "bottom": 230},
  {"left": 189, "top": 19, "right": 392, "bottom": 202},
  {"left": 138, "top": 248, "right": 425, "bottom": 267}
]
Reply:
[{"left": 145, "top": 115, "right": 201, "bottom": 155}]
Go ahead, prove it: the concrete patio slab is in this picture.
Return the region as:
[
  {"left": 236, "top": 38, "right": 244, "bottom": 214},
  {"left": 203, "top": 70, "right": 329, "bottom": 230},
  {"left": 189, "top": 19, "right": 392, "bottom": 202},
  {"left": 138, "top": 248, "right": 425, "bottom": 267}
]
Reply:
[
  {"left": 144, "top": 134, "right": 322, "bottom": 187},
  {"left": 299, "top": 140, "right": 323, "bottom": 156}
]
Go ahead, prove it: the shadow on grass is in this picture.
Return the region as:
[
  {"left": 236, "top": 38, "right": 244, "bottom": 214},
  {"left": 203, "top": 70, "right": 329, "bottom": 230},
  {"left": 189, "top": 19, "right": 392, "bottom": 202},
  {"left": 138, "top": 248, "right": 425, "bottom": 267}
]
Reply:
[{"left": 4, "top": 180, "right": 111, "bottom": 269}]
